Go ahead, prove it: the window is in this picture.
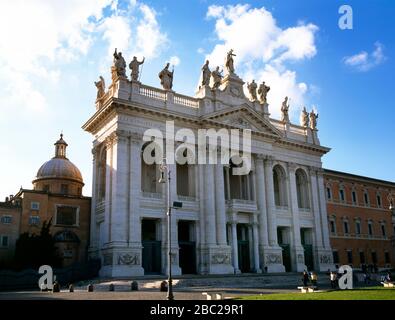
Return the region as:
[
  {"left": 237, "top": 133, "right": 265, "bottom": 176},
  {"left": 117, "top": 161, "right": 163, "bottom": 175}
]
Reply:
[
  {"left": 339, "top": 189, "right": 345, "bottom": 202},
  {"left": 333, "top": 251, "right": 339, "bottom": 264},
  {"left": 56, "top": 205, "right": 78, "bottom": 226},
  {"left": 343, "top": 220, "right": 349, "bottom": 235},
  {"left": 364, "top": 192, "right": 369, "bottom": 206},
  {"left": 377, "top": 194, "right": 382, "bottom": 208},
  {"left": 330, "top": 220, "right": 336, "bottom": 234},
  {"left": 347, "top": 250, "right": 353, "bottom": 264},
  {"left": 60, "top": 184, "right": 69, "bottom": 195},
  {"left": 368, "top": 221, "right": 373, "bottom": 236},
  {"left": 381, "top": 224, "right": 386, "bottom": 237},
  {"left": 31, "top": 202, "right": 40, "bottom": 210},
  {"left": 29, "top": 216, "right": 40, "bottom": 225},
  {"left": 1, "top": 235, "right": 8, "bottom": 247},
  {"left": 1, "top": 216, "right": 12, "bottom": 224},
  {"left": 352, "top": 191, "right": 357, "bottom": 204},
  {"left": 371, "top": 251, "right": 378, "bottom": 264},
  {"left": 43, "top": 185, "right": 50, "bottom": 192},
  {"left": 296, "top": 169, "right": 310, "bottom": 209},
  {"left": 359, "top": 251, "right": 365, "bottom": 264},
  {"left": 385, "top": 251, "right": 391, "bottom": 264},
  {"left": 273, "top": 165, "right": 288, "bottom": 207},
  {"left": 355, "top": 221, "right": 361, "bottom": 235},
  {"left": 326, "top": 187, "right": 332, "bottom": 200}
]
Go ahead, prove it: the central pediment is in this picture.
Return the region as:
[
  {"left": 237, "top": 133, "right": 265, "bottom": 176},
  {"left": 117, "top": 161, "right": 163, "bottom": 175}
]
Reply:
[{"left": 201, "top": 104, "right": 283, "bottom": 139}]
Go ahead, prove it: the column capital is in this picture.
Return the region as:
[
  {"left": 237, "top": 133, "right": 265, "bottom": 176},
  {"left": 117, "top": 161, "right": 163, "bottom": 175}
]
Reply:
[
  {"left": 130, "top": 131, "right": 143, "bottom": 145},
  {"left": 287, "top": 162, "right": 298, "bottom": 173},
  {"left": 264, "top": 155, "right": 275, "bottom": 166},
  {"left": 256, "top": 154, "right": 265, "bottom": 162}
]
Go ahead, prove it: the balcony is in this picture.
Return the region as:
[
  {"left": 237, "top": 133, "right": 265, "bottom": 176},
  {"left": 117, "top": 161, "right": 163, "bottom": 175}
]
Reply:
[{"left": 226, "top": 199, "right": 257, "bottom": 212}]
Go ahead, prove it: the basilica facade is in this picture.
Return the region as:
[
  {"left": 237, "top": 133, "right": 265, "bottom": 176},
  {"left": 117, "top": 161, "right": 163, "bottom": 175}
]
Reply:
[{"left": 83, "top": 52, "right": 334, "bottom": 277}]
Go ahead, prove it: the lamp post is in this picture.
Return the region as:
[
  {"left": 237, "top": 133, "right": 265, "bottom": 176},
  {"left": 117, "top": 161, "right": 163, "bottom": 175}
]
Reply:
[{"left": 159, "top": 158, "right": 174, "bottom": 300}]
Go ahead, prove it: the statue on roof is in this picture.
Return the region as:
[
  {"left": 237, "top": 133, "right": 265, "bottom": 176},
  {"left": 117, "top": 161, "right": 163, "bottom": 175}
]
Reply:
[
  {"left": 281, "top": 96, "right": 290, "bottom": 123},
  {"left": 225, "top": 49, "right": 236, "bottom": 74},
  {"left": 310, "top": 110, "right": 319, "bottom": 130},
  {"left": 200, "top": 60, "right": 211, "bottom": 87},
  {"left": 247, "top": 80, "right": 258, "bottom": 101},
  {"left": 257, "top": 81, "right": 270, "bottom": 104},
  {"left": 129, "top": 56, "right": 145, "bottom": 81},
  {"left": 300, "top": 107, "right": 309, "bottom": 128},
  {"left": 94, "top": 76, "right": 106, "bottom": 100},
  {"left": 112, "top": 48, "right": 127, "bottom": 78},
  {"left": 210, "top": 66, "right": 223, "bottom": 89},
  {"left": 158, "top": 62, "right": 174, "bottom": 90}
]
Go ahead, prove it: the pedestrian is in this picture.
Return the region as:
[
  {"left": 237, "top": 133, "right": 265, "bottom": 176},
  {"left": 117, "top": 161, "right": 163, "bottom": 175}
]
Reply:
[
  {"left": 330, "top": 271, "right": 337, "bottom": 289},
  {"left": 302, "top": 271, "right": 309, "bottom": 287},
  {"left": 311, "top": 272, "right": 318, "bottom": 287}
]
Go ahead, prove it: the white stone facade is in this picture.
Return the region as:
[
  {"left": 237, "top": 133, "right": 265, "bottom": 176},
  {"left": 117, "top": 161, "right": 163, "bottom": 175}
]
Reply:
[{"left": 83, "top": 67, "right": 334, "bottom": 277}]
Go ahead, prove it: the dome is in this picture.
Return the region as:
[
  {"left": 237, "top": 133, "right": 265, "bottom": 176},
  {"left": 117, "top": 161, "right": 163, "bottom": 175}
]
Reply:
[
  {"left": 35, "top": 158, "right": 83, "bottom": 183},
  {"left": 33, "top": 134, "right": 84, "bottom": 185}
]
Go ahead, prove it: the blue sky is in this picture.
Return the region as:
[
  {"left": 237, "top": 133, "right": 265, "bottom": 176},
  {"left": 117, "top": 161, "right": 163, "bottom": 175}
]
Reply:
[{"left": 0, "top": 0, "right": 394, "bottom": 198}]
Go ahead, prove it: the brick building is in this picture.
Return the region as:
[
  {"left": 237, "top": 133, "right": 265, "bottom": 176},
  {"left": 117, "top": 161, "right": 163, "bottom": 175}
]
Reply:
[
  {"left": 1, "top": 134, "right": 91, "bottom": 267},
  {"left": 0, "top": 198, "right": 21, "bottom": 264},
  {"left": 324, "top": 169, "right": 395, "bottom": 271}
]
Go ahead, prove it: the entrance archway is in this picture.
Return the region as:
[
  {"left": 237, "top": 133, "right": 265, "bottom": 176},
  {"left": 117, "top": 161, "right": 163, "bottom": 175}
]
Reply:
[
  {"left": 142, "top": 219, "right": 161, "bottom": 274},
  {"left": 237, "top": 224, "right": 251, "bottom": 273},
  {"left": 178, "top": 220, "right": 196, "bottom": 274}
]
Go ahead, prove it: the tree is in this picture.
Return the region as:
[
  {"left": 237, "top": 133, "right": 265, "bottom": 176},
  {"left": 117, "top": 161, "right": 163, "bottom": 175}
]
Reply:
[{"left": 14, "top": 219, "right": 61, "bottom": 270}]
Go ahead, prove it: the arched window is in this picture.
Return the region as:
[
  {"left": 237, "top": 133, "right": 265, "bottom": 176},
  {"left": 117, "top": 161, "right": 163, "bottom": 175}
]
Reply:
[
  {"left": 176, "top": 147, "right": 196, "bottom": 198},
  {"left": 98, "top": 147, "right": 107, "bottom": 200},
  {"left": 273, "top": 165, "right": 288, "bottom": 207},
  {"left": 227, "top": 157, "right": 253, "bottom": 200},
  {"left": 295, "top": 169, "right": 310, "bottom": 209},
  {"left": 141, "top": 143, "right": 161, "bottom": 194}
]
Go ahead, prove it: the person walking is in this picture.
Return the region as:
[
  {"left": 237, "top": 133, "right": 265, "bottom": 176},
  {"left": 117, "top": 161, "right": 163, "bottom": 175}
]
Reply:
[
  {"left": 330, "top": 271, "right": 337, "bottom": 289},
  {"left": 302, "top": 271, "right": 309, "bottom": 287}
]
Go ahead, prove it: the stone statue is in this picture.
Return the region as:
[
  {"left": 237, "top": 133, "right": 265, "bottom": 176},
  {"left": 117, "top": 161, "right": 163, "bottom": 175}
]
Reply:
[
  {"left": 225, "top": 49, "right": 236, "bottom": 74},
  {"left": 113, "top": 48, "right": 126, "bottom": 78},
  {"left": 158, "top": 62, "right": 174, "bottom": 90},
  {"left": 310, "top": 110, "right": 319, "bottom": 130},
  {"left": 257, "top": 81, "right": 270, "bottom": 104},
  {"left": 129, "top": 56, "right": 145, "bottom": 81},
  {"left": 247, "top": 80, "right": 258, "bottom": 101},
  {"left": 210, "top": 66, "right": 223, "bottom": 89},
  {"left": 200, "top": 60, "right": 211, "bottom": 87},
  {"left": 94, "top": 76, "right": 106, "bottom": 100},
  {"left": 300, "top": 107, "right": 309, "bottom": 127},
  {"left": 281, "top": 96, "right": 290, "bottom": 123}
]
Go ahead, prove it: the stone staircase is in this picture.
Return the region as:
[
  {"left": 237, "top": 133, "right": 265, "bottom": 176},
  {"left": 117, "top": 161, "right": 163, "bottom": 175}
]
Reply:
[{"left": 75, "top": 273, "right": 332, "bottom": 291}]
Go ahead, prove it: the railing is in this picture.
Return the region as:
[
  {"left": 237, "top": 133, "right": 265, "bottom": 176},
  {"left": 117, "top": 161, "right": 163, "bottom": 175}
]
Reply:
[
  {"left": 173, "top": 94, "right": 199, "bottom": 108},
  {"left": 178, "top": 195, "right": 197, "bottom": 202},
  {"left": 139, "top": 85, "right": 167, "bottom": 101},
  {"left": 141, "top": 191, "right": 163, "bottom": 199}
]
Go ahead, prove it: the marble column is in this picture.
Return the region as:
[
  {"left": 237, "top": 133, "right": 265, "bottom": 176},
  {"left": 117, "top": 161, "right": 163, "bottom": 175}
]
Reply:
[
  {"left": 317, "top": 169, "right": 331, "bottom": 249},
  {"left": 252, "top": 220, "right": 261, "bottom": 273},
  {"left": 263, "top": 156, "right": 285, "bottom": 272},
  {"left": 231, "top": 221, "right": 240, "bottom": 273},
  {"left": 103, "top": 137, "right": 113, "bottom": 245},
  {"left": 205, "top": 164, "right": 217, "bottom": 245},
  {"left": 89, "top": 145, "right": 98, "bottom": 257},
  {"left": 309, "top": 168, "right": 324, "bottom": 249},
  {"left": 110, "top": 131, "right": 129, "bottom": 245},
  {"left": 255, "top": 156, "right": 269, "bottom": 266},
  {"left": 287, "top": 163, "right": 306, "bottom": 272},
  {"left": 264, "top": 156, "right": 278, "bottom": 246},
  {"left": 215, "top": 163, "right": 227, "bottom": 245}
]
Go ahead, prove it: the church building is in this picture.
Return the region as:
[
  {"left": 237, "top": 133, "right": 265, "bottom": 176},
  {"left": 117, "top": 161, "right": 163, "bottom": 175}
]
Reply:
[{"left": 83, "top": 50, "right": 334, "bottom": 277}]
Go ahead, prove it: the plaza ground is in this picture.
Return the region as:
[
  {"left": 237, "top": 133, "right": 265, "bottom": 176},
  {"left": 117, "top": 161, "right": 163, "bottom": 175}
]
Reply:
[{"left": 0, "top": 273, "right": 394, "bottom": 300}]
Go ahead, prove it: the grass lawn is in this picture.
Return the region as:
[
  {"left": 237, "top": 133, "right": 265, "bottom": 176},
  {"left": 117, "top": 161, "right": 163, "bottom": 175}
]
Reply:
[{"left": 238, "top": 287, "right": 395, "bottom": 300}]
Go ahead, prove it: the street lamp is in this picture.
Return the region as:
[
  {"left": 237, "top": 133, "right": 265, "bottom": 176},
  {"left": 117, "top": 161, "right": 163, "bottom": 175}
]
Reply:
[{"left": 159, "top": 158, "right": 174, "bottom": 300}]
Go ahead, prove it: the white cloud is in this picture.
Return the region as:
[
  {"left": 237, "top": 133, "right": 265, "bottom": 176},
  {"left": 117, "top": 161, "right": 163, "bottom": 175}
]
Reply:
[
  {"left": 343, "top": 42, "right": 386, "bottom": 72},
  {"left": 169, "top": 56, "right": 181, "bottom": 66},
  {"left": 205, "top": 4, "right": 319, "bottom": 120}
]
